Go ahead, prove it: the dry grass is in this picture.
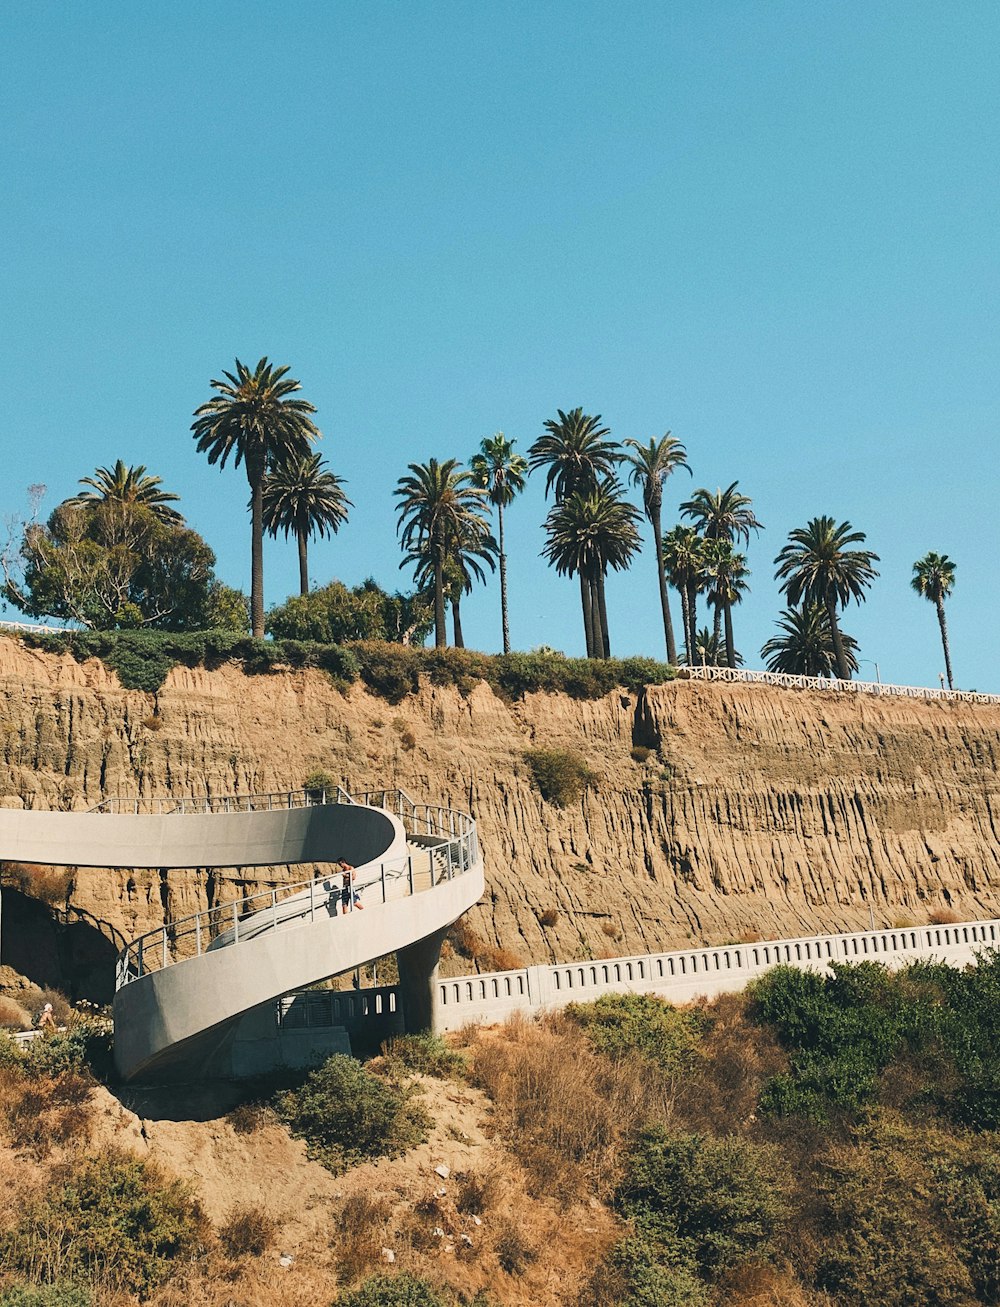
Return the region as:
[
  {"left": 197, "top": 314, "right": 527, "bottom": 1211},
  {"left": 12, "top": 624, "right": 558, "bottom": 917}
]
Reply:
[
  {"left": 227, "top": 1100, "right": 273, "bottom": 1135},
  {"left": 538, "top": 907, "right": 560, "bottom": 928},
  {"left": 677, "top": 991, "right": 787, "bottom": 1134},
  {"left": 0, "top": 995, "right": 31, "bottom": 1029},
  {"left": 0, "top": 1064, "right": 94, "bottom": 1155},
  {"left": 717, "top": 1262, "right": 834, "bottom": 1306},
  {"left": 449, "top": 920, "right": 523, "bottom": 973},
  {"left": 600, "top": 920, "right": 621, "bottom": 941},
  {"left": 218, "top": 1204, "right": 279, "bottom": 1257},
  {"left": 334, "top": 1192, "right": 394, "bottom": 1285},
  {"left": 928, "top": 907, "right": 961, "bottom": 925},
  {"left": 1, "top": 863, "right": 74, "bottom": 907},
  {"left": 471, "top": 1013, "right": 672, "bottom": 1202}
]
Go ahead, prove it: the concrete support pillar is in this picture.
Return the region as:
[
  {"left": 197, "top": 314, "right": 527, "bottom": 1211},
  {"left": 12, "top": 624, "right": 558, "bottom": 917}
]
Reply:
[{"left": 396, "top": 927, "right": 447, "bottom": 1033}]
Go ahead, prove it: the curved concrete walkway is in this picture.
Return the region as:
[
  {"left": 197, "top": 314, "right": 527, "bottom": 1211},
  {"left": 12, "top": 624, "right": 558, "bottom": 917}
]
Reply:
[{"left": 0, "top": 788, "right": 484, "bottom": 1080}]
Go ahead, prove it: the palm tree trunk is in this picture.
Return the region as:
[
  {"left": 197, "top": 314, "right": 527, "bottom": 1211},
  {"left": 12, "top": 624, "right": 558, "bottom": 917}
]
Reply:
[
  {"left": 686, "top": 582, "right": 698, "bottom": 660},
  {"left": 712, "top": 598, "right": 722, "bottom": 654},
  {"left": 652, "top": 513, "right": 677, "bottom": 664},
  {"left": 678, "top": 587, "right": 691, "bottom": 664},
  {"left": 249, "top": 473, "right": 265, "bottom": 638},
  {"left": 496, "top": 504, "right": 509, "bottom": 658},
  {"left": 297, "top": 529, "right": 309, "bottom": 597},
  {"left": 580, "top": 571, "right": 595, "bottom": 658},
  {"left": 936, "top": 597, "right": 954, "bottom": 689},
  {"left": 724, "top": 600, "right": 736, "bottom": 669},
  {"left": 826, "top": 594, "right": 851, "bottom": 680},
  {"left": 596, "top": 571, "right": 611, "bottom": 659},
  {"left": 452, "top": 597, "right": 465, "bottom": 649},
  {"left": 433, "top": 558, "right": 446, "bottom": 648}
]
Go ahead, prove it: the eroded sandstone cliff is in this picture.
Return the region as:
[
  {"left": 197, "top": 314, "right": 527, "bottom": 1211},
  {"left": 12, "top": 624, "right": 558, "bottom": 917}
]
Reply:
[{"left": 0, "top": 636, "right": 998, "bottom": 983}]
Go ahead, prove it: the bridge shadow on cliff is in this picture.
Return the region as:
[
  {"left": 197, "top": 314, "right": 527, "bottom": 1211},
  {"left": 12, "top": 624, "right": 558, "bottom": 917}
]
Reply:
[{"left": 0, "top": 889, "right": 117, "bottom": 1005}]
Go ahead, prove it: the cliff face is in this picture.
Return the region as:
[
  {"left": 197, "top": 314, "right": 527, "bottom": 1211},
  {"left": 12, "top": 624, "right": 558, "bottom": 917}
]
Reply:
[{"left": 1, "top": 637, "right": 999, "bottom": 978}]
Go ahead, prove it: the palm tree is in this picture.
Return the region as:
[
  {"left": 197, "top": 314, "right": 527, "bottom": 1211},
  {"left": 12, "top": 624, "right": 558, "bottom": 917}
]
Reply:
[
  {"left": 528, "top": 408, "right": 620, "bottom": 503},
  {"left": 680, "top": 481, "right": 763, "bottom": 544},
  {"left": 470, "top": 433, "right": 527, "bottom": 654},
  {"left": 405, "top": 523, "right": 497, "bottom": 649},
  {"left": 702, "top": 540, "right": 749, "bottom": 669},
  {"left": 774, "top": 517, "right": 879, "bottom": 681},
  {"left": 394, "top": 459, "right": 492, "bottom": 648},
  {"left": 762, "top": 605, "right": 860, "bottom": 678},
  {"left": 261, "top": 453, "right": 351, "bottom": 596},
  {"left": 541, "top": 479, "right": 641, "bottom": 657},
  {"left": 911, "top": 552, "right": 956, "bottom": 689},
  {"left": 192, "top": 357, "right": 319, "bottom": 636},
  {"left": 621, "top": 433, "right": 689, "bottom": 664},
  {"left": 662, "top": 525, "right": 705, "bottom": 662},
  {"left": 681, "top": 482, "right": 761, "bottom": 659},
  {"left": 65, "top": 460, "right": 184, "bottom": 526},
  {"left": 691, "top": 626, "right": 744, "bottom": 668}
]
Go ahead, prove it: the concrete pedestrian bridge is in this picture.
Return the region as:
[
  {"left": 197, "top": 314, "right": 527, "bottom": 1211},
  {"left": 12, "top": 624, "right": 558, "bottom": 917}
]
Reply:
[{"left": 0, "top": 787, "right": 484, "bottom": 1081}]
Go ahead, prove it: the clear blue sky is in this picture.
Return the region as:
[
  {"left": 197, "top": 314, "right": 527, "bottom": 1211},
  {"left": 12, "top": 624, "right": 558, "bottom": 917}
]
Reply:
[{"left": 2, "top": 2, "right": 997, "bottom": 688}]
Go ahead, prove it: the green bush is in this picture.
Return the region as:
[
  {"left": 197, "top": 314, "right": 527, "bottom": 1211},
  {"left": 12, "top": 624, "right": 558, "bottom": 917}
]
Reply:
[
  {"left": 380, "top": 1032, "right": 466, "bottom": 1079},
  {"left": 567, "top": 993, "right": 705, "bottom": 1074},
  {"left": 524, "top": 748, "right": 595, "bottom": 806},
  {"left": 0, "top": 1023, "right": 112, "bottom": 1081},
  {"left": 274, "top": 1053, "right": 428, "bottom": 1173},
  {"left": 616, "top": 1128, "right": 789, "bottom": 1280},
  {"left": 585, "top": 1237, "right": 710, "bottom": 1307},
  {"left": 335, "top": 1275, "right": 450, "bottom": 1307},
  {"left": 0, "top": 1286, "right": 92, "bottom": 1307},
  {"left": 0, "top": 1150, "right": 206, "bottom": 1295}
]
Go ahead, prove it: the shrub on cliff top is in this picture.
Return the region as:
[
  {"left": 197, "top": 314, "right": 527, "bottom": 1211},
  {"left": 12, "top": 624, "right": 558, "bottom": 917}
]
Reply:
[{"left": 336, "top": 1275, "right": 450, "bottom": 1307}]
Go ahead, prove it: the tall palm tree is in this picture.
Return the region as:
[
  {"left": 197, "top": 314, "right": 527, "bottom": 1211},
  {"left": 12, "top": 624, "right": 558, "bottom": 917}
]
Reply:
[
  {"left": 691, "top": 626, "right": 744, "bottom": 668},
  {"left": 405, "top": 524, "right": 497, "bottom": 649},
  {"left": 911, "top": 552, "right": 956, "bottom": 689},
  {"left": 681, "top": 482, "right": 762, "bottom": 658},
  {"left": 703, "top": 540, "right": 749, "bottom": 669},
  {"left": 541, "top": 479, "right": 641, "bottom": 657},
  {"left": 774, "top": 517, "right": 879, "bottom": 681},
  {"left": 65, "top": 460, "right": 184, "bottom": 526},
  {"left": 261, "top": 453, "right": 351, "bottom": 596},
  {"left": 680, "top": 481, "right": 763, "bottom": 544},
  {"left": 762, "top": 605, "right": 860, "bottom": 678},
  {"left": 394, "top": 458, "right": 492, "bottom": 648},
  {"left": 528, "top": 408, "right": 620, "bottom": 504},
  {"left": 192, "top": 357, "right": 319, "bottom": 636},
  {"left": 621, "top": 433, "right": 689, "bottom": 664},
  {"left": 470, "top": 432, "right": 527, "bottom": 654},
  {"left": 662, "top": 525, "right": 705, "bottom": 663}
]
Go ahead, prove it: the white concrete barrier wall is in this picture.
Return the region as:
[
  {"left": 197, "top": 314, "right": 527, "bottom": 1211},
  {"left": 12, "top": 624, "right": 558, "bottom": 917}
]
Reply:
[{"left": 432, "top": 919, "right": 1000, "bottom": 1031}]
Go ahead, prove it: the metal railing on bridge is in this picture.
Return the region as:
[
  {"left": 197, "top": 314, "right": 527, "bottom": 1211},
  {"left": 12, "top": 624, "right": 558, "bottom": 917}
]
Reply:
[{"left": 681, "top": 665, "right": 1000, "bottom": 706}]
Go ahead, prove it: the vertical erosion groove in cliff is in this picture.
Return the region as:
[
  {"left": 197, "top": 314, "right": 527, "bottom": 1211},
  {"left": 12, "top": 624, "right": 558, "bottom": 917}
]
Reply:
[{"left": 0, "top": 638, "right": 998, "bottom": 968}]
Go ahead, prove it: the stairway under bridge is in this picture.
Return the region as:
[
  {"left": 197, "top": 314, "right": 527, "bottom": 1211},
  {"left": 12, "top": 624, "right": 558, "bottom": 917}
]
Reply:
[{"left": 0, "top": 787, "right": 484, "bottom": 1081}]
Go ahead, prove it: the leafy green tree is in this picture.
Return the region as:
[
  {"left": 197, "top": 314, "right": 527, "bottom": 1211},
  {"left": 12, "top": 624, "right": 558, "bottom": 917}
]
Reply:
[
  {"left": 912, "top": 552, "right": 957, "bottom": 690},
  {"left": 528, "top": 407, "right": 621, "bottom": 504},
  {"left": 701, "top": 540, "right": 749, "bottom": 669},
  {"left": 261, "top": 451, "right": 351, "bottom": 596},
  {"left": 661, "top": 525, "right": 705, "bottom": 662},
  {"left": 621, "top": 434, "right": 689, "bottom": 664},
  {"left": 541, "top": 479, "right": 641, "bottom": 658},
  {"left": 470, "top": 432, "right": 528, "bottom": 654},
  {"left": 761, "top": 605, "right": 859, "bottom": 677},
  {"left": 394, "top": 459, "right": 492, "bottom": 648},
  {"left": 774, "top": 517, "right": 879, "bottom": 681},
  {"left": 64, "top": 459, "right": 184, "bottom": 526},
  {"left": 3, "top": 494, "right": 229, "bottom": 631},
  {"left": 192, "top": 357, "right": 320, "bottom": 637},
  {"left": 266, "top": 579, "right": 433, "bottom": 645}
]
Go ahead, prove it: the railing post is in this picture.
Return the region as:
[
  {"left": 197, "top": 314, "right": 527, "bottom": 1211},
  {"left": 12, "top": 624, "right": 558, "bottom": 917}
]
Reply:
[
  {"left": 232, "top": 902, "right": 239, "bottom": 944},
  {"left": 272, "top": 889, "right": 278, "bottom": 932},
  {"left": 161, "top": 929, "right": 167, "bottom": 969},
  {"left": 408, "top": 855, "right": 414, "bottom": 895},
  {"left": 310, "top": 877, "right": 315, "bottom": 920},
  {"left": 381, "top": 861, "right": 386, "bottom": 904},
  {"left": 137, "top": 937, "right": 144, "bottom": 977},
  {"left": 196, "top": 915, "right": 202, "bottom": 956}
]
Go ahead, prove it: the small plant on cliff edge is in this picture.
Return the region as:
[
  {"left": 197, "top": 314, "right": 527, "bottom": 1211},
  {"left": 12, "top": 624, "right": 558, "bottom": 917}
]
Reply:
[
  {"left": 524, "top": 748, "right": 595, "bottom": 807},
  {"left": 302, "top": 769, "right": 335, "bottom": 800}
]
